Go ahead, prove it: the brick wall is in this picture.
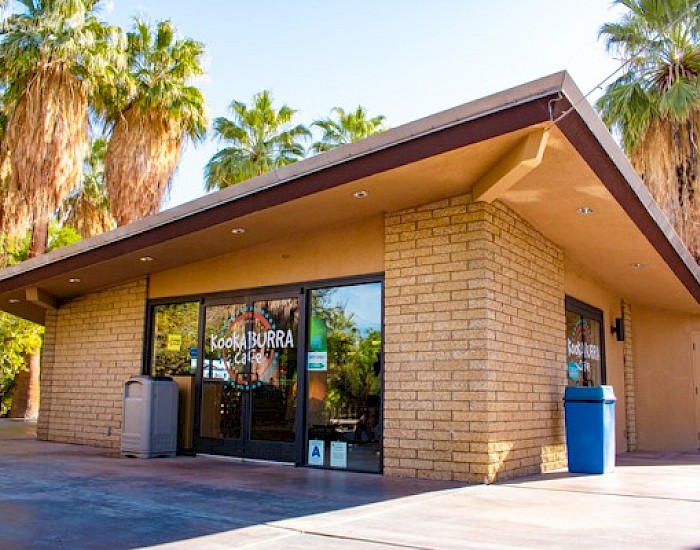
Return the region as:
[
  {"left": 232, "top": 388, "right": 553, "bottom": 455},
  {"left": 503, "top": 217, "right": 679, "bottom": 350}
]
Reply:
[
  {"left": 38, "top": 279, "right": 147, "bottom": 448},
  {"left": 384, "top": 194, "right": 566, "bottom": 482}
]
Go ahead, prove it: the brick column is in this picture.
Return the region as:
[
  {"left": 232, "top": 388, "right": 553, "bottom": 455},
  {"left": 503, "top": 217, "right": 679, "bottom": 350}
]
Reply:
[
  {"left": 621, "top": 299, "right": 637, "bottom": 451},
  {"left": 36, "top": 309, "right": 57, "bottom": 440},
  {"left": 484, "top": 200, "right": 566, "bottom": 480},
  {"left": 384, "top": 194, "right": 566, "bottom": 482},
  {"left": 384, "top": 195, "right": 493, "bottom": 481}
]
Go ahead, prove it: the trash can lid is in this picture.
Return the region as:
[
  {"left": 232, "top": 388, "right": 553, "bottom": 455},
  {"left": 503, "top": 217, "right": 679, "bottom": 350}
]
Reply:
[
  {"left": 564, "top": 385, "right": 616, "bottom": 403},
  {"left": 124, "top": 374, "right": 174, "bottom": 386},
  {"left": 125, "top": 375, "right": 151, "bottom": 385}
]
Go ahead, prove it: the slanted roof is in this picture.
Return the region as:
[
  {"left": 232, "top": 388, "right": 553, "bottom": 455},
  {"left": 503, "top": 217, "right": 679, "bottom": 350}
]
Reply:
[{"left": 1, "top": 71, "right": 699, "bottom": 324}]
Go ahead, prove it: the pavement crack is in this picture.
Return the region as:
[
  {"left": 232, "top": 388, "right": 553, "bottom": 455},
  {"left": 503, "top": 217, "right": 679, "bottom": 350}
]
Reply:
[
  {"left": 247, "top": 523, "right": 436, "bottom": 550},
  {"left": 500, "top": 484, "right": 700, "bottom": 504}
]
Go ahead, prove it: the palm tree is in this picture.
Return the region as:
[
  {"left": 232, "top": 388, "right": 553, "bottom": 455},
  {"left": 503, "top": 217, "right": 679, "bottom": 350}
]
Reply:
[
  {"left": 597, "top": 0, "right": 700, "bottom": 257},
  {"left": 60, "top": 136, "right": 115, "bottom": 238},
  {"left": 204, "top": 90, "right": 310, "bottom": 191},
  {"left": 0, "top": 0, "right": 124, "bottom": 257},
  {"left": 311, "top": 106, "right": 386, "bottom": 154},
  {"left": 104, "top": 19, "right": 207, "bottom": 226},
  {"left": 0, "top": 0, "right": 122, "bottom": 421}
]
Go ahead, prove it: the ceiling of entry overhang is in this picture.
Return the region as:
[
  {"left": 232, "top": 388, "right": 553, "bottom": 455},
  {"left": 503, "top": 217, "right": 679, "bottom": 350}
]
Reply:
[{"left": 0, "top": 120, "right": 697, "bottom": 324}]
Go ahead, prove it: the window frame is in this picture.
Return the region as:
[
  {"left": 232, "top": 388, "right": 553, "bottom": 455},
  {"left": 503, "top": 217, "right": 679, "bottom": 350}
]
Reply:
[
  {"left": 141, "top": 274, "right": 384, "bottom": 471},
  {"left": 142, "top": 295, "right": 203, "bottom": 377},
  {"left": 303, "top": 276, "right": 384, "bottom": 473}
]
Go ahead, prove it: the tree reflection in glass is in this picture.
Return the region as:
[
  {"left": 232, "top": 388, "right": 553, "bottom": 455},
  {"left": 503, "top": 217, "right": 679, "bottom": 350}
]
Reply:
[
  {"left": 307, "top": 282, "right": 382, "bottom": 472},
  {"left": 150, "top": 302, "right": 199, "bottom": 376}
]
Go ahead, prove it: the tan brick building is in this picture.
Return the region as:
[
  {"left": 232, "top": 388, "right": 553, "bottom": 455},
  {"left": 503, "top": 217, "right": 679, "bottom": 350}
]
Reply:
[{"left": 2, "top": 72, "right": 699, "bottom": 482}]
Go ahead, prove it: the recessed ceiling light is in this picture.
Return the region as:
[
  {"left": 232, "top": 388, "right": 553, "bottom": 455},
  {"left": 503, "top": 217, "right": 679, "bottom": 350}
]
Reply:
[
  {"left": 577, "top": 207, "right": 594, "bottom": 215},
  {"left": 631, "top": 263, "right": 645, "bottom": 269},
  {"left": 8, "top": 298, "right": 20, "bottom": 304},
  {"left": 69, "top": 278, "right": 81, "bottom": 284},
  {"left": 353, "top": 190, "right": 369, "bottom": 199},
  {"left": 140, "top": 256, "right": 154, "bottom": 262},
  {"left": 231, "top": 227, "right": 246, "bottom": 234}
]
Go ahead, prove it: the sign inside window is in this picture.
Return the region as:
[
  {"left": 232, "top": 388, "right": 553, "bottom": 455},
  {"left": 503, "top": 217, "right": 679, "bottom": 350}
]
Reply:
[
  {"left": 207, "top": 304, "right": 296, "bottom": 390},
  {"left": 565, "top": 310, "right": 603, "bottom": 387}
]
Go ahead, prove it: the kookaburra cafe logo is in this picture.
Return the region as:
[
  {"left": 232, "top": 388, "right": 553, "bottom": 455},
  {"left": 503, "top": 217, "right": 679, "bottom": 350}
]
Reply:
[
  {"left": 209, "top": 306, "right": 294, "bottom": 389},
  {"left": 566, "top": 318, "right": 600, "bottom": 383}
]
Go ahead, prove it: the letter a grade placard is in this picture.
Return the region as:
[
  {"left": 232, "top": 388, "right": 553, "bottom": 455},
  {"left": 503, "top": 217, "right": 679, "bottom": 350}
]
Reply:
[{"left": 308, "top": 439, "right": 324, "bottom": 466}]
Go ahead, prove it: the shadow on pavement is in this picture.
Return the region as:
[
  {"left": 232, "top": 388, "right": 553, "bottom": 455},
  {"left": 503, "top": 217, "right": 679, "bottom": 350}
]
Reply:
[{"left": 0, "top": 420, "right": 463, "bottom": 549}]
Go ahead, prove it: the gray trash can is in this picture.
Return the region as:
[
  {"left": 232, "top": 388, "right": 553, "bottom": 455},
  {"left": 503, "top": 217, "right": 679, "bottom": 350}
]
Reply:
[
  {"left": 564, "top": 385, "right": 616, "bottom": 474},
  {"left": 121, "top": 375, "right": 178, "bottom": 458}
]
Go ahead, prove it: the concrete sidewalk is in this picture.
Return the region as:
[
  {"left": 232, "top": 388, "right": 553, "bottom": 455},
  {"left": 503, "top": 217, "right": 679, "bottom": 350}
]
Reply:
[{"left": 1, "top": 419, "right": 699, "bottom": 549}]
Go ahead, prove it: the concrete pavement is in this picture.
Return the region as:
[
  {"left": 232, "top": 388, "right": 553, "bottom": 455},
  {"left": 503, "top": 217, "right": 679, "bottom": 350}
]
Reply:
[{"left": 1, "top": 419, "right": 699, "bottom": 549}]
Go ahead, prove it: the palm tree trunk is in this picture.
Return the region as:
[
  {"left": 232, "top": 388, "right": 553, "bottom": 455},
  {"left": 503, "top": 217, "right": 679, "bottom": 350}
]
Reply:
[
  {"left": 15, "top": 205, "right": 49, "bottom": 420},
  {"left": 10, "top": 348, "right": 43, "bottom": 423},
  {"left": 8, "top": 353, "right": 40, "bottom": 420},
  {"left": 29, "top": 205, "right": 50, "bottom": 259},
  {"left": 8, "top": 368, "right": 29, "bottom": 418},
  {"left": 24, "top": 351, "right": 40, "bottom": 420}
]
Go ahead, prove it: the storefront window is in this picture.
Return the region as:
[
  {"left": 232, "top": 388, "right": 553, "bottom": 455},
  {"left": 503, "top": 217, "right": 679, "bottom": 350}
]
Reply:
[
  {"left": 565, "top": 296, "right": 605, "bottom": 387},
  {"left": 306, "top": 282, "right": 382, "bottom": 472},
  {"left": 150, "top": 302, "right": 199, "bottom": 377}
]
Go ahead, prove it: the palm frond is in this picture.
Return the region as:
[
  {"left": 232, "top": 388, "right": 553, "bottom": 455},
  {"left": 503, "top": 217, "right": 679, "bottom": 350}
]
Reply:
[
  {"left": 311, "top": 105, "right": 387, "bottom": 154},
  {"left": 60, "top": 135, "right": 114, "bottom": 237},
  {"left": 204, "top": 90, "right": 309, "bottom": 190},
  {"left": 106, "top": 106, "right": 182, "bottom": 225}
]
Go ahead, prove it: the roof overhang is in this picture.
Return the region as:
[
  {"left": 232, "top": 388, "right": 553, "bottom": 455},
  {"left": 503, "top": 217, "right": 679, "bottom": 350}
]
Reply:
[{"left": 1, "top": 71, "right": 699, "bottom": 324}]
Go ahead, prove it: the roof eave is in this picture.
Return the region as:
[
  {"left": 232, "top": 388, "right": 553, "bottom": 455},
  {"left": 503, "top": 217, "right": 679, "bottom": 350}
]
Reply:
[
  {"left": 0, "top": 72, "right": 570, "bottom": 291},
  {"left": 555, "top": 73, "right": 700, "bottom": 305}
]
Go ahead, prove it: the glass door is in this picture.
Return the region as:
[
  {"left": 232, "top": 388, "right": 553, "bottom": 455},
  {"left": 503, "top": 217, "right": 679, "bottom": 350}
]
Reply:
[{"left": 196, "top": 293, "right": 299, "bottom": 462}]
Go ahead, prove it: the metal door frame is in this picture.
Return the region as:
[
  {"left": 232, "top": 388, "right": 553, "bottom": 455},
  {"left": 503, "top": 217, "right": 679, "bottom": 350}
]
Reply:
[{"left": 194, "top": 287, "right": 306, "bottom": 463}]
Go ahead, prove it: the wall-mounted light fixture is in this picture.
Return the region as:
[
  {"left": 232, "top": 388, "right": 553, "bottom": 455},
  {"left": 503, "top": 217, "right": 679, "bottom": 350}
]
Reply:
[{"left": 611, "top": 317, "right": 625, "bottom": 342}]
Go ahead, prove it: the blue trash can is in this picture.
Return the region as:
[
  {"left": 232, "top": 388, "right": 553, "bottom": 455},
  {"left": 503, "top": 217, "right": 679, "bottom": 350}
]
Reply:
[{"left": 564, "top": 385, "right": 616, "bottom": 474}]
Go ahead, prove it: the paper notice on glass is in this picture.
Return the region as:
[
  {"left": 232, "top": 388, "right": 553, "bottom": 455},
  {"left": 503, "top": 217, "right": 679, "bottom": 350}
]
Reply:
[
  {"left": 166, "top": 334, "right": 182, "bottom": 352},
  {"left": 307, "top": 351, "right": 328, "bottom": 371},
  {"left": 330, "top": 441, "right": 347, "bottom": 469},
  {"left": 308, "top": 439, "right": 324, "bottom": 466}
]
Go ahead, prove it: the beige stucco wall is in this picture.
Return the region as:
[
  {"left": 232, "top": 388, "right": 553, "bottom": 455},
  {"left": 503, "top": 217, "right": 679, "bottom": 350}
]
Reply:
[
  {"left": 633, "top": 304, "right": 700, "bottom": 451},
  {"left": 563, "top": 258, "right": 628, "bottom": 450},
  {"left": 149, "top": 215, "right": 384, "bottom": 299},
  {"left": 383, "top": 194, "right": 567, "bottom": 483},
  {"left": 38, "top": 279, "right": 147, "bottom": 448}
]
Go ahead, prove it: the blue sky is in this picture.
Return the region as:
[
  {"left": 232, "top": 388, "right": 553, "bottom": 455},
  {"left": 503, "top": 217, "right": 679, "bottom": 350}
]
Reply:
[
  {"left": 103, "top": 1, "right": 625, "bottom": 208},
  {"left": 321, "top": 283, "right": 382, "bottom": 335}
]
